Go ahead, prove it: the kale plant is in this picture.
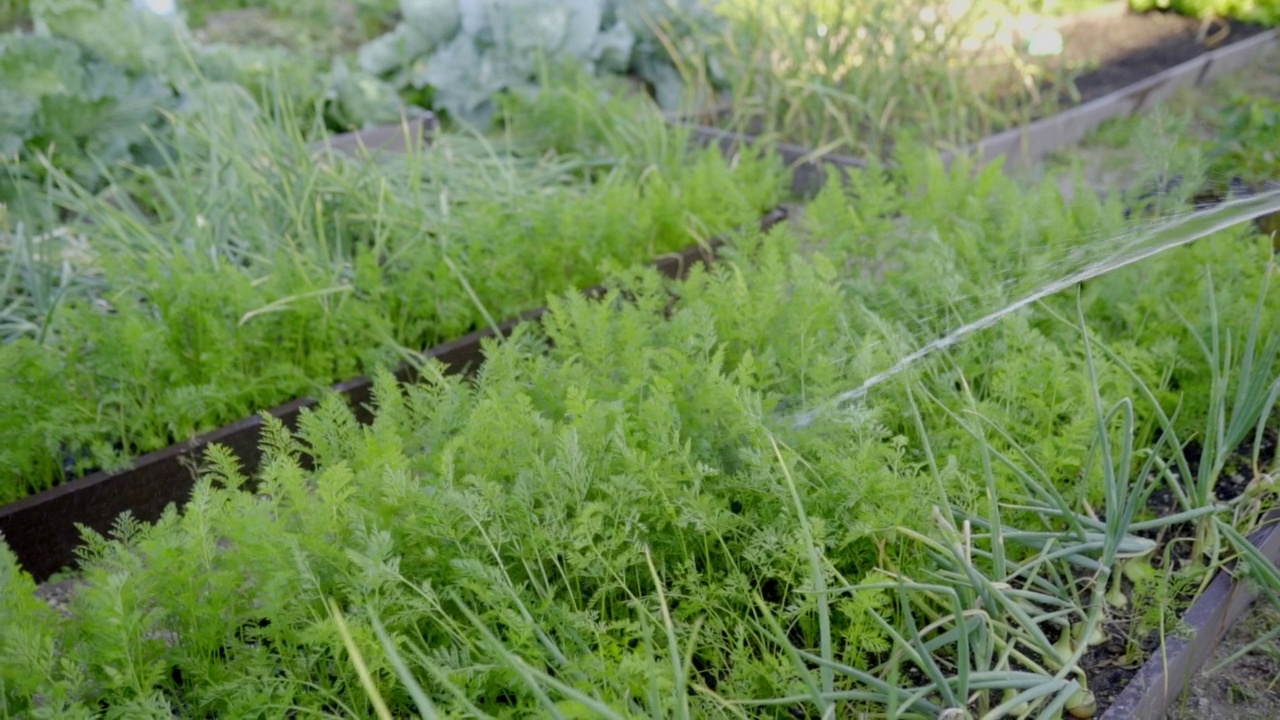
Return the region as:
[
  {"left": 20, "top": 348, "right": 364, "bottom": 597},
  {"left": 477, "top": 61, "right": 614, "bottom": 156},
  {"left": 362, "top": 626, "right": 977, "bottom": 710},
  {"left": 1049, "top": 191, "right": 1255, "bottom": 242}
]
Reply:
[
  {"left": 0, "top": 0, "right": 407, "bottom": 223},
  {"left": 0, "top": 30, "right": 176, "bottom": 219}
]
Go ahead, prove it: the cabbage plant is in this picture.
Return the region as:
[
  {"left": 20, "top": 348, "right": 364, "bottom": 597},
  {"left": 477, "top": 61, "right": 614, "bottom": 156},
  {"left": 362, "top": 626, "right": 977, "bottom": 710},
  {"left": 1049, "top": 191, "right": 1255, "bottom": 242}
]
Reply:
[{"left": 357, "top": 0, "right": 721, "bottom": 126}]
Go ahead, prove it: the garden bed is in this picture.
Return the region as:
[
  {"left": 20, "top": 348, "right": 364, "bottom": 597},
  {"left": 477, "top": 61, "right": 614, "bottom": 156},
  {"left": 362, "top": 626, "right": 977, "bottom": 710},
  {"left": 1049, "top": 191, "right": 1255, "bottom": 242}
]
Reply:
[
  {"left": 1165, "top": 602, "right": 1280, "bottom": 718},
  {"left": 0, "top": 78, "right": 787, "bottom": 504},
  {"left": 680, "top": 13, "right": 1279, "bottom": 195},
  {"left": 1045, "top": 5, "right": 1269, "bottom": 104},
  {"left": 4, "top": 4, "right": 1280, "bottom": 717},
  {"left": 1100, "top": 506, "right": 1280, "bottom": 718},
  {"left": 1027, "top": 36, "right": 1280, "bottom": 206},
  {"left": 1080, "top": 430, "right": 1280, "bottom": 717},
  {"left": 1009, "top": 50, "right": 1280, "bottom": 717},
  {"left": 0, "top": 185, "right": 788, "bottom": 582},
  {"left": 3, "top": 129, "right": 1277, "bottom": 715}
]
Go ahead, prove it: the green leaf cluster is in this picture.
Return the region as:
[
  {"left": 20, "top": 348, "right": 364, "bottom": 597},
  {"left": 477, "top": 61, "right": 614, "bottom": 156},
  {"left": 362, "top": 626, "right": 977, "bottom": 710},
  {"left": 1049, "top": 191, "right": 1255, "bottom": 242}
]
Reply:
[{"left": 0, "top": 29, "right": 175, "bottom": 211}]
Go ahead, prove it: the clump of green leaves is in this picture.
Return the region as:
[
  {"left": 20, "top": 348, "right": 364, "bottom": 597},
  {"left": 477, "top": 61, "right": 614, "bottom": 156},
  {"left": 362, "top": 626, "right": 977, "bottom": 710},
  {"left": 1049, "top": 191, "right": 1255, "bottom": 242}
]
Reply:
[
  {"left": 0, "top": 30, "right": 175, "bottom": 218},
  {"left": 709, "top": 0, "right": 1060, "bottom": 158},
  {"left": 0, "top": 224, "right": 931, "bottom": 714},
  {"left": 0, "top": 0, "right": 27, "bottom": 29}
]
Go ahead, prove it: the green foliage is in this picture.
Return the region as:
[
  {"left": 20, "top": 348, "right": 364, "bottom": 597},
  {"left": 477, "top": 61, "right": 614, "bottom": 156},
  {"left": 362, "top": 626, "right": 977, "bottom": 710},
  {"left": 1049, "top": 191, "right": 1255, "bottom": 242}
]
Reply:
[
  {"left": 0, "top": 0, "right": 28, "bottom": 28},
  {"left": 184, "top": 0, "right": 400, "bottom": 56},
  {"left": 181, "top": 0, "right": 334, "bottom": 28},
  {"left": 0, "top": 537, "right": 66, "bottom": 716},
  {"left": 1003, "top": 0, "right": 1116, "bottom": 15},
  {"left": 0, "top": 0, "right": 341, "bottom": 227},
  {"left": 0, "top": 29, "right": 175, "bottom": 207},
  {"left": 1130, "top": 0, "right": 1280, "bottom": 24},
  {"left": 0, "top": 229, "right": 925, "bottom": 714},
  {"left": 0, "top": 75, "right": 784, "bottom": 502},
  {"left": 1208, "top": 94, "right": 1280, "bottom": 186},
  {"left": 2, "top": 142, "right": 1276, "bottom": 715}
]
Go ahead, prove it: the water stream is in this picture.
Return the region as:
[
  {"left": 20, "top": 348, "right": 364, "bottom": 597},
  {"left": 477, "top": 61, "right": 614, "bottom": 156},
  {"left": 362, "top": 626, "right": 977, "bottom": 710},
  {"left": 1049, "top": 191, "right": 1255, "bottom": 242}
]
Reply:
[{"left": 793, "top": 188, "right": 1280, "bottom": 429}]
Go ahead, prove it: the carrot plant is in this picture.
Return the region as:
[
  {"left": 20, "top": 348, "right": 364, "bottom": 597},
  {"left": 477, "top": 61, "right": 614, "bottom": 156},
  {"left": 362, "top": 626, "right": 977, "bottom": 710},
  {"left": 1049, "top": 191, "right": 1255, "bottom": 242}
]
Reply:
[
  {"left": 1, "top": 144, "right": 1276, "bottom": 717},
  {"left": 0, "top": 71, "right": 784, "bottom": 502}
]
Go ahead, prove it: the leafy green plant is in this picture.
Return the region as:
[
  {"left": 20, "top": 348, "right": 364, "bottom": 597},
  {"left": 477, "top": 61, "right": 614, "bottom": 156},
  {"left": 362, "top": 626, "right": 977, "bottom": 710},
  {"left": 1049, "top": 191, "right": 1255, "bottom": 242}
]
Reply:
[
  {"left": 0, "top": 29, "right": 176, "bottom": 212},
  {"left": 0, "top": 0, "right": 350, "bottom": 227},
  {"left": 179, "top": 0, "right": 335, "bottom": 29},
  {"left": 0, "top": 0, "right": 28, "bottom": 29},
  {"left": 356, "top": 0, "right": 721, "bottom": 126}
]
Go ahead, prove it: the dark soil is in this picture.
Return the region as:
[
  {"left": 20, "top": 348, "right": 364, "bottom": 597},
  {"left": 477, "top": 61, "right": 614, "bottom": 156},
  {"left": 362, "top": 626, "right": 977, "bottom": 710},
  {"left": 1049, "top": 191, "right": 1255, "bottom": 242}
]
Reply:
[
  {"left": 1053, "top": 7, "right": 1272, "bottom": 104},
  {"left": 1165, "top": 603, "right": 1280, "bottom": 720}
]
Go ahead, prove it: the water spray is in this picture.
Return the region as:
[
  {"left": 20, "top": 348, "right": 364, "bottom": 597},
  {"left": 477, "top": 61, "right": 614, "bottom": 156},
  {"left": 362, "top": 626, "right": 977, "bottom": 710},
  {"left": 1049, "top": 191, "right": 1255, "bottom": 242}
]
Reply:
[{"left": 793, "top": 188, "right": 1280, "bottom": 429}]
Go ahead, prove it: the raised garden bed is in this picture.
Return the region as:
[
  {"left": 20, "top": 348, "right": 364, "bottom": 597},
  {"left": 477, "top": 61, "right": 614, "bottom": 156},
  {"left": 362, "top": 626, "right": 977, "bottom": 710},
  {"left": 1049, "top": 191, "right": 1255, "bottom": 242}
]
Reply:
[
  {"left": 0, "top": 159, "right": 787, "bottom": 582},
  {"left": 311, "top": 114, "right": 439, "bottom": 156},
  {"left": 1027, "top": 39, "right": 1280, "bottom": 217},
  {"left": 3, "top": 126, "right": 1278, "bottom": 715},
  {"left": 679, "top": 14, "right": 1279, "bottom": 196},
  {"left": 3, "top": 6, "right": 1280, "bottom": 716},
  {"left": 1014, "top": 57, "right": 1280, "bottom": 714},
  {"left": 972, "top": 24, "right": 1279, "bottom": 174},
  {"left": 1016, "top": 50, "right": 1280, "bottom": 715},
  {"left": 0, "top": 87, "right": 786, "bottom": 505}
]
